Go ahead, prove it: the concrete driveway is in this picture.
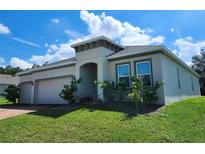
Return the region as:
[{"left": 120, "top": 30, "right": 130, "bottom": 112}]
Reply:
[{"left": 0, "top": 105, "right": 50, "bottom": 120}]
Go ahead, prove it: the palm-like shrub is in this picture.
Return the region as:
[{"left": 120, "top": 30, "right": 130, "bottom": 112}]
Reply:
[
  {"left": 59, "top": 78, "right": 81, "bottom": 104},
  {"left": 95, "top": 80, "right": 127, "bottom": 101},
  {"left": 128, "top": 77, "right": 163, "bottom": 111},
  {"left": 1, "top": 85, "right": 19, "bottom": 103}
]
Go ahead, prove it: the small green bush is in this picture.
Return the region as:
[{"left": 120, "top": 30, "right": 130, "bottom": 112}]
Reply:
[
  {"left": 59, "top": 78, "right": 81, "bottom": 104},
  {"left": 128, "top": 76, "right": 163, "bottom": 111},
  {"left": 1, "top": 85, "right": 19, "bottom": 103},
  {"left": 95, "top": 80, "right": 127, "bottom": 102}
]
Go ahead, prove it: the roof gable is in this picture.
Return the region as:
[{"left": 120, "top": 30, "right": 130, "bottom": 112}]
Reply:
[{"left": 71, "top": 36, "right": 124, "bottom": 53}]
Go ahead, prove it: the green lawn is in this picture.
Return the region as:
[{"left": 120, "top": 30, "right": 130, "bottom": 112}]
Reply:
[
  {"left": 0, "top": 98, "right": 11, "bottom": 105},
  {"left": 0, "top": 97, "right": 205, "bottom": 143}
]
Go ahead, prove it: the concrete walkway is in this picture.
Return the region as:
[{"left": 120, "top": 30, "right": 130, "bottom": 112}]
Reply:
[{"left": 0, "top": 105, "right": 50, "bottom": 120}]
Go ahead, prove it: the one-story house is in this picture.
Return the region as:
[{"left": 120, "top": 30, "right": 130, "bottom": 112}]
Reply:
[
  {"left": 17, "top": 36, "right": 201, "bottom": 105},
  {"left": 0, "top": 74, "right": 20, "bottom": 97}
]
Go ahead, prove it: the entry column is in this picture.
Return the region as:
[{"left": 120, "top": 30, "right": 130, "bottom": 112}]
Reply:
[{"left": 97, "top": 62, "right": 104, "bottom": 101}]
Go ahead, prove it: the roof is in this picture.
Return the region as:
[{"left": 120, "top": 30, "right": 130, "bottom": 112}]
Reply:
[
  {"left": 0, "top": 74, "right": 20, "bottom": 85},
  {"left": 17, "top": 57, "right": 76, "bottom": 76},
  {"left": 71, "top": 36, "right": 125, "bottom": 49},
  {"left": 107, "top": 45, "right": 163, "bottom": 60},
  {"left": 107, "top": 45, "right": 200, "bottom": 78},
  {"left": 17, "top": 36, "right": 200, "bottom": 78}
]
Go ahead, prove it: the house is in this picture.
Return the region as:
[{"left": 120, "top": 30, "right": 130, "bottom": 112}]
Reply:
[
  {"left": 17, "top": 36, "right": 201, "bottom": 105},
  {"left": 0, "top": 74, "right": 20, "bottom": 97}
]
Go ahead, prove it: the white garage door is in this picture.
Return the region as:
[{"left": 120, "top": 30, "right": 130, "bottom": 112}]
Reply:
[
  {"left": 20, "top": 82, "right": 32, "bottom": 104},
  {"left": 35, "top": 76, "right": 71, "bottom": 104}
]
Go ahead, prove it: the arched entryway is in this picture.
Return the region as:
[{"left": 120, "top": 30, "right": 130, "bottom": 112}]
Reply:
[{"left": 79, "top": 63, "right": 98, "bottom": 99}]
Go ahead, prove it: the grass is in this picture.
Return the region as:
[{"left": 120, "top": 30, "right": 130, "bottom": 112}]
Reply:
[
  {"left": 0, "top": 98, "right": 11, "bottom": 105},
  {"left": 0, "top": 97, "right": 205, "bottom": 142}
]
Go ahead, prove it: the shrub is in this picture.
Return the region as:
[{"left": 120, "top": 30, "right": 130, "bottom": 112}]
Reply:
[
  {"left": 95, "top": 80, "right": 127, "bottom": 102},
  {"left": 59, "top": 78, "right": 81, "bottom": 104},
  {"left": 1, "top": 85, "right": 19, "bottom": 103},
  {"left": 128, "top": 76, "right": 163, "bottom": 112}
]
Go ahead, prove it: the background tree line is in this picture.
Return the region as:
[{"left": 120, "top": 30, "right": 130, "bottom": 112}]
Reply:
[
  {"left": 0, "top": 61, "right": 49, "bottom": 76},
  {"left": 192, "top": 49, "right": 205, "bottom": 95},
  {"left": 0, "top": 65, "right": 23, "bottom": 76}
]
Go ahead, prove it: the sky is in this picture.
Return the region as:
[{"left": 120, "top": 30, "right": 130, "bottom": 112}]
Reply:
[{"left": 0, "top": 10, "right": 205, "bottom": 69}]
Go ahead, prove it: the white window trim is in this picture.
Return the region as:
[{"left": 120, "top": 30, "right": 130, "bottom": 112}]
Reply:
[
  {"left": 135, "top": 60, "right": 152, "bottom": 86},
  {"left": 117, "top": 63, "right": 130, "bottom": 84}
]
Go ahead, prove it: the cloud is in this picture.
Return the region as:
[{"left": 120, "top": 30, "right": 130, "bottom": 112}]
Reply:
[
  {"left": 80, "top": 10, "right": 165, "bottom": 45},
  {"left": 0, "top": 57, "right": 5, "bottom": 64},
  {"left": 10, "top": 57, "right": 32, "bottom": 69},
  {"left": 50, "top": 18, "right": 60, "bottom": 24},
  {"left": 19, "top": 11, "right": 166, "bottom": 67},
  {"left": 170, "top": 28, "right": 175, "bottom": 33},
  {"left": 0, "top": 57, "right": 5, "bottom": 67},
  {"left": 0, "top": 23, "right": 10, "bottom": 34},
  {"left": 29, "top": 40, "right": 79, "bottom": 65},
  {"left": 173, "top": 36, "right": 205, "bottom": 65},
  {"left": 65, "top": 30, "right": 83, "bottom": 39},
  {"left": 11, "top": 37, "right": 40, "bottom": 48},
  {"left": 120, "top": 22, "right": 165, "bottom": 45},
  {"left": 44, "top": 43, "right": 48, "bottom": 47}
]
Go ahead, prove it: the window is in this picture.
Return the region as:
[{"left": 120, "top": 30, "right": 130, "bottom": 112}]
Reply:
[
  {"left": 135, "top": 60, "right": 152, "bottom": 86},
  {"left": 177, "top": 68, "right": 181, "bottom": 89},
  {"left": 191, "top": 76, "right": 194, "bottom": 91},
  {"left": 117, "top": 63, "right": 130, "bottom": 87}
]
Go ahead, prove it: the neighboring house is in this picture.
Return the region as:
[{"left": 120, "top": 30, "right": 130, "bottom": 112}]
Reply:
[
  {"left": 0, "top": 74, "right": 20, "bottom": 97},
  {"left": 17, "top": 36, "right": 201, "bottom": 105}
]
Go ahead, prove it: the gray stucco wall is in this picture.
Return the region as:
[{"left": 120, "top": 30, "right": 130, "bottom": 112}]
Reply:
[
  {"left": 0, "top": 74, "right": 19, "bottom": 85},
  {"left": 0, "top": 84, "right": 8, "bottom": 97},
  {"left": 20, "top": 65, "right": 75, "bottom": 83},
  {"left": 108, "top": 53, "right": 165, "bottom": 104},
  {"left": 20, "top": 65, "right": 75, "bottom": 104},
  {"left": 161, "top": 54, "right": 200, "bottom": 104},
  {"left": 75, "top": 47, "right": 114, "bottom": 99},
  {"left": 18, "top": 46, "right": 201, "bottom": 105},
  {"left": 0, "top": 74, "right": 20, "bottom": 98}
]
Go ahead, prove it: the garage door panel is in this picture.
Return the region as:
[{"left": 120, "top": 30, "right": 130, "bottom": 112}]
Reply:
[
  {"left": 35, "top": 77, "right": 71, "bottom": 104},
  {"left": 20, "top": 82, "right": 32, "bottom": 104}
]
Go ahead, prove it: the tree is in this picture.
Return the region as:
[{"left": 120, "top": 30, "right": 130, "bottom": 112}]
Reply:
[
  {"left": 31, "top": 64, "right": 40, "bottom": 69},
  {"left": 192, "top": 49, "right": 205, "bottom": 95},
  {"left": 0, "top": 65, "right": 23, "bottom": 76},
  {"left": 59, "top": 78, "right": 81, "bottom": 104},
  {"left": 128, "top": 77, "right": 163, "bottom": 112},
  {"left": 128, "top": 77, "right": 144, "bottom": 111},
  {"left": 1, "top": 85, "right": 19, "bottom": 103}
]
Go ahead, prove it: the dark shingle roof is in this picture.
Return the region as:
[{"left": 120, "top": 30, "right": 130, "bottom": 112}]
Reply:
[{"left": 107, "top": 45, "right": 163, "bottom": 60}]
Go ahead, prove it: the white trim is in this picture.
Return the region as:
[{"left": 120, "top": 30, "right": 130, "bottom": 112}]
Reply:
[
  {"left": 136, "top": 61, "right": 151, "bottom": 75},
  {"left": 136, "top": 61, "right": 152, "bottom": 86}
]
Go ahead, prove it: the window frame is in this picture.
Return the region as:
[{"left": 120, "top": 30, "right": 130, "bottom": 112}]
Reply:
[
  {"left": 135, "top": 59, "right": 153, "bottom": 86},
  {"left": 191, "top": 76, "right": 194, "bottom": 91},
  {"left": 177, "top": 68, "right": 181, "bottom": 89},
  {"left": 116, "top": 62, "right": 131, "bottom": 87}
]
